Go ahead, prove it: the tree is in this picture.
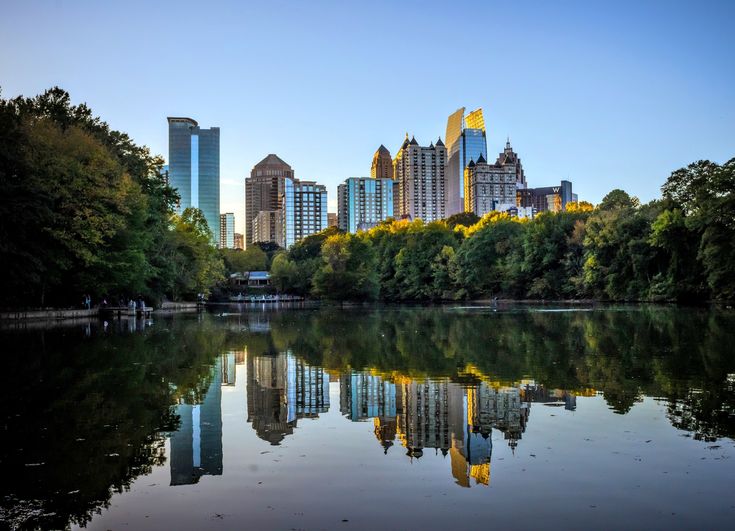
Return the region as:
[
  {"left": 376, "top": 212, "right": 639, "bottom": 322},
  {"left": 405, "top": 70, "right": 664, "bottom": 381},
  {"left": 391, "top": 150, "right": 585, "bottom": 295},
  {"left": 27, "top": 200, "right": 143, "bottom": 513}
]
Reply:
[
  {"left": 312, "top": 233, "right": 378, "bottom": 300},
  {"left": 445, "top": 212, "right": 480, "bottom": 229},
  {"left": 221, "top": 247, "right": 267, "bottom": 273},
  {"left": 270, "top": 252, "right": 298, "bottom": 293},
  {"left": 662, "top": 158, "right": 735, "bottom": 300}
]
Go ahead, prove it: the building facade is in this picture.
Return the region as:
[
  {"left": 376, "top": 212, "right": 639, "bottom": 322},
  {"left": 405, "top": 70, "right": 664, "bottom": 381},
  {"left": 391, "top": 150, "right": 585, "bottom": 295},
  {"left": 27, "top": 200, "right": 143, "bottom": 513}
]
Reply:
[
  {"left": 245, "top": 154, "right": 294, "bottom": 247},
  {"left": 371, "top": 145, "right": 394, "bottom": 179},
  {"left": 327, "top": 213, "right": 338, "bottom": 228},
  {"left": 252, "top": 210, "right": 283, "bottom": 247},
  {"left": 445, "top": 108, "right": 488, "bottom": 216},
  {"left": 394, "top": 135, "right": 447, "bottom": 222},
  {"left": 464, "top": 155, "right": 518, "bottom": 216},
  {"left": 517, "top": 180, "right": 573, "bottom": 213},
  {"left": 337, "top": 177, "right": 394, "bottom": 233},
  {"left": 219, "top": 212, "right": 235, "bottom": 249},
  {"left": 233, "top": 232, "right": 244, "bottom": 250},
  {"left": 281, "top": 178, "right": 328, "bottom": 248},
  {"left": 168, "top": 117, "right": 220, "bottom": 244}
]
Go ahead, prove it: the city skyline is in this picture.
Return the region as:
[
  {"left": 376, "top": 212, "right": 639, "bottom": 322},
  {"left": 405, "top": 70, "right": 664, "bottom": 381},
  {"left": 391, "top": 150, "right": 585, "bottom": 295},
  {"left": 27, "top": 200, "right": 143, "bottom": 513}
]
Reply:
[{"left": 3, "top": 1, "right": 733, "bottom": 235}]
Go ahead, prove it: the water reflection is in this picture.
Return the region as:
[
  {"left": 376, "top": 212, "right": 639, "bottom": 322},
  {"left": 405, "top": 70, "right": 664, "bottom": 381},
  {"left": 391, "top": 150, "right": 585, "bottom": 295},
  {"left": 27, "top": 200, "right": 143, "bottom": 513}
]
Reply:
[{"left": 2, "top": 305, "right": 734, "bottom": 529}]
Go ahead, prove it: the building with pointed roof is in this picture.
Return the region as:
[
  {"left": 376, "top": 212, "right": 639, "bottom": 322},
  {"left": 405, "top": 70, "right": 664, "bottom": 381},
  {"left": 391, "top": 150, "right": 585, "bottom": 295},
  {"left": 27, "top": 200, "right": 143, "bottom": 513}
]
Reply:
[
  {"left": 245, "top": 154, "right": 295, "bottom": 246},
  {"left": 393, "top": 135, "right": 447, "bottom": 222},
  {"left": 371, "top": 145, "right": 394, "bottom": 179}
]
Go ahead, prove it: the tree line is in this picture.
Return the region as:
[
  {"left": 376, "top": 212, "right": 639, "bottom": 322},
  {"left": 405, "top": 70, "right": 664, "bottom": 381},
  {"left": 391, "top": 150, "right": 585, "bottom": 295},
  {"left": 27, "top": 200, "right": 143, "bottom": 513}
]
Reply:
[
  {"left": 271, "top": 158, "right": 734, "bottom": 302},
  {"left": 1, "top": 87, "right": 732, "bottom": 306}
]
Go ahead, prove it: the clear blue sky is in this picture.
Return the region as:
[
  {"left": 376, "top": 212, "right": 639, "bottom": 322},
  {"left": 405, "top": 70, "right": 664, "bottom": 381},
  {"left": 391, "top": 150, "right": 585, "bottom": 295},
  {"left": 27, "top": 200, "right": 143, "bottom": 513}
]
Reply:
[{"left": 2, "top": 0, "right": 734, "bottom": 232}]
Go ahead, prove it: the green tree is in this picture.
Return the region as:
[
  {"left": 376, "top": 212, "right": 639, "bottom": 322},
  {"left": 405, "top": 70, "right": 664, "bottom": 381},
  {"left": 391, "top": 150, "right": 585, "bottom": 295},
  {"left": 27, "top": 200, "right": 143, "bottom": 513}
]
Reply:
[{"left": 312, "top": 233, "right": 378, "bottom": 300}]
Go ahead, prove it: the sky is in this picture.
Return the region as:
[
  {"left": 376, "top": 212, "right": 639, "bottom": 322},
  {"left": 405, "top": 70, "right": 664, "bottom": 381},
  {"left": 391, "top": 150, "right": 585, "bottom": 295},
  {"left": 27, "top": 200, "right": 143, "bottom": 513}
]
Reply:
[{"left": 2, "top": 0, "right": 734, "bottom": 233}]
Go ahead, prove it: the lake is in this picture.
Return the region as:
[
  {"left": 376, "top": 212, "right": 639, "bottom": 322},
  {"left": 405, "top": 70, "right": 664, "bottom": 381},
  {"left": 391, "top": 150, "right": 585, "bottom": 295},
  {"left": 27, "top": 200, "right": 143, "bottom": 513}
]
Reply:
[{"left": 2, "top": 304, "right": 734, "bottom": 530}]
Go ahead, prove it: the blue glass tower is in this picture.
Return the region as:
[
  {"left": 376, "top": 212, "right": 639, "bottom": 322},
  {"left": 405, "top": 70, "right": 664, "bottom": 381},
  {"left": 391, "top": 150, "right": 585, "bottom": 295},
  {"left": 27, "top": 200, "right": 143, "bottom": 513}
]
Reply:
[
  {"left": 445, "top": 108, "right": 488, "bottom": 216},
  {"left": 168, "top": 117, "right": 220, "bottom": 245}
]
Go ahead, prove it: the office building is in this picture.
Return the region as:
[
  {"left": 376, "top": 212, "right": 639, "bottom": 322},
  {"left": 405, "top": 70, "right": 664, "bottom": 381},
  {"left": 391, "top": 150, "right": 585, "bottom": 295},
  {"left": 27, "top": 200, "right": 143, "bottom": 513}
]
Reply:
[
  {"left": 219, "top": 212, "right": 235, "bottom": 249},
  {"left": 281, "top": 178, "right": 328, "bottom": 248},
  {"left": 371, "top": 144, "right": 394, "bottom": 179},
  {"left": 394, "top": 134, "right": 447, "bottom": 222},
  {"left": 327, "top": 213, "right": 338, "bottom": 228},
  {"left": 253, "top": 210, "right": 283, "bottom": 247},
  {"left": 167, "top": 117, "right": 220, "bottom": 244},
  {"left": 517, "top": 180, "right": 574, "bottom": 213},
  {"left": 445, "top": 108, "right": 488, "bottom": 216},
  {"left": 245, "top": 154, "right": 294, "bottom": 246},
  {"left": 234, "top": 232, "right": 244, "bottom": 250},
  {"left": 337, "top": 177, "right": 394, "bottom": 233}
]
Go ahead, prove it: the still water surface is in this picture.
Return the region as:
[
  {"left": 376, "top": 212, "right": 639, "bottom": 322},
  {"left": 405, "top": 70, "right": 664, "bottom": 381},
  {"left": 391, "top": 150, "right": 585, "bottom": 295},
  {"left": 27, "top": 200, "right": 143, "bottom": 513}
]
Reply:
[{"left": 2, "top": 304, "right": 734, "bottom": 530}]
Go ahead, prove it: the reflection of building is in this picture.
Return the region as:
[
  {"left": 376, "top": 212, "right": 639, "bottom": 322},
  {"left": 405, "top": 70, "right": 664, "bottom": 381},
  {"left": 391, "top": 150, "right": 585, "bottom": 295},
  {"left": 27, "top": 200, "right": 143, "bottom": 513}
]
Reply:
[
  {"left": 170, "top": 358, "right": 223, "bottom": 485},
  {"left": 246, "top": 353, "right": 329, "bottom": 444},
  {"left": 222, "top": 351, "right": 236, "bottom": 386},
  {"left": 340, "top": 372, "right": 398, "bottom": 453},
  {"left": 337, "top": 177, "right": 394, "bottom": 233},
  {"left": 168, "top": 117, "right": 220, "bottom": 244},
  {"left": 295, "top": 358, "right": 330, "bottom": 418}
]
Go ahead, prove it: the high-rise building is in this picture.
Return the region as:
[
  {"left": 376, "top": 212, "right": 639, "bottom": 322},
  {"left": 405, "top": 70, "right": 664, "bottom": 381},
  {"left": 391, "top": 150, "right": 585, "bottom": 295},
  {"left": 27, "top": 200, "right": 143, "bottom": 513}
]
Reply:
[
  {"left": 253, "top": 210, "right": 283, "bottom": 247},
  {"left": 281, "top": 178, "right": 328, "bottom": 248},
  {"left": 394, "top": 135, "right": 447, "bottom": 222},
  {"left": 245, "top": 154, "right": 294, "bottom": 246},
  {"left": 517, "top": 180, "right": 573, "bottom": 213},
  {"left": 233, "top": 232, "right": 244, "bottom": 250},
  {"left": 445, "top": 108, "right": 488, "bottom": 216},
  {"left": 219, "top": 212, "right": 235, "bottom": 249},
  {"left": 337, "top": 177, "right": 394, "bottom": 233},
  {"left": 371, "top": 145, "right": 394, "bottom": 179},
  {"left": 167, "top": 117, "right": 220, "bottom": 244},
  {"left": 327, "top": 213, "right": 338, "bottom": 228},
  {"left": 464, "top": 154, "right": 518, "bottom": 216}
]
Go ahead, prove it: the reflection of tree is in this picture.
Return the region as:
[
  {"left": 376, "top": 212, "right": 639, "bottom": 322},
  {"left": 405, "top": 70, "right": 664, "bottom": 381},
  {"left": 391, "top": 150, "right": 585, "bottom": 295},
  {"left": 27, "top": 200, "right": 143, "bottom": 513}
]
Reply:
[{"left": 1, "top": 317, "right": 228, "bottom": 529}]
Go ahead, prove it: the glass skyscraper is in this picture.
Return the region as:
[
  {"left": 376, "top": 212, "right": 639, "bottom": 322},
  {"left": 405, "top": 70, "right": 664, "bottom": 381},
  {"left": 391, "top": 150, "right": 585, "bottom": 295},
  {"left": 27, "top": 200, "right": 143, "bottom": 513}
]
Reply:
[
  {"left": 281, "top": 178, "right": 328, "bottom": 248},
  {"left": 337, "top": 177, "right": 393, "bottom": 233},
  {"left": 219, "top": 212, "right": 235, "bottom": 249},
  {"left": 168, "top": 117, "right": 220, "bottom": 245},
  {"left": 445, "top": 108, "right": 488, "bottom": 216}
]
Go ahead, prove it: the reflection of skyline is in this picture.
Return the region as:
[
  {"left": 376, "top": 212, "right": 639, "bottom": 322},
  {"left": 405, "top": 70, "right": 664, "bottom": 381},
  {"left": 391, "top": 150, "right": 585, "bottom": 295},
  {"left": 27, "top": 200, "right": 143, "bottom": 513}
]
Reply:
[
  {"left": 168, "top": 349, "right": 585, "bottom": 490},
  {"left": 246, "top": 351, "right": 330, "bottom": 445},
  {"left": 338, "top": 371, "right": 587, "bottom": 487}
]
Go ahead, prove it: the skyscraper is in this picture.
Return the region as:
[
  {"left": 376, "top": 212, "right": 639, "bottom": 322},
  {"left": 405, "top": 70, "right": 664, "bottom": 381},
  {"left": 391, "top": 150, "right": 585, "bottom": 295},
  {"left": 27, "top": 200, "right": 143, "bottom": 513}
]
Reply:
[
  {"left": 281, "top": 178, "right": 328, "bottom": 248},
  {"left": 167, "top": 117, "right": 220, "bottom": 244},
  {"left": 252, "top": 210, "right": 283, "bottom": 247},
  {"left": 371, "top": 145, "right": 394, "bottom": 179},
  {"left": 394, "top": 135, "right": 447, "bottom": 222},
  {"left": 245, "top": 154, "right": 294, "bottom": 247},
  {"left": 337, "top": 177, "right": 394, "bottom": 233},
  {"left": 445, "top": 108, "right": 488, "bottom": 216},
  {"left": 219, "top": 212, "right": 235, "bottom": 249}
]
